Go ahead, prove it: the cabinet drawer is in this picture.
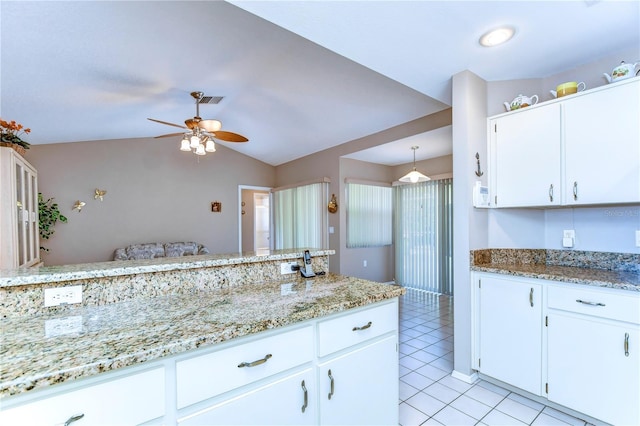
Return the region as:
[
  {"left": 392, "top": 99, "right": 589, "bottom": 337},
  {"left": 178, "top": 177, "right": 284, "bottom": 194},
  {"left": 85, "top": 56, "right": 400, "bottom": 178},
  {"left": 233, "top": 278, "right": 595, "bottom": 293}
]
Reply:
[
  {"left": 177, "top": 325, "right": 313, "bottom": 409},
  {"left": 178, "top": 369, "right": 316, "bottom": 425},
  {"left": 548, "top": 285, "right": 640, "bottom": 324},
  {"left": 318, "top": 301, "right": 398, "bottom": 357},
  {"left": 0, "top": 367, "right": 164, "bottom": 426}
]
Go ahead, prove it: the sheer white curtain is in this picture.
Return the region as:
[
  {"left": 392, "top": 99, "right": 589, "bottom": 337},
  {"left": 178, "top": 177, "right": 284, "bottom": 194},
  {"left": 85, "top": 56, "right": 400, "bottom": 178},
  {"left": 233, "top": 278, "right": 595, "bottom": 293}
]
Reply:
[
  {"left": 394, "top": 178, "right": 453, "bottom": 295},
  {"left": 346, "top": 182, "right": 392, "bottom": 248},
  {"left": 273, "top": 180, "right": 329, "bottom": 249}
]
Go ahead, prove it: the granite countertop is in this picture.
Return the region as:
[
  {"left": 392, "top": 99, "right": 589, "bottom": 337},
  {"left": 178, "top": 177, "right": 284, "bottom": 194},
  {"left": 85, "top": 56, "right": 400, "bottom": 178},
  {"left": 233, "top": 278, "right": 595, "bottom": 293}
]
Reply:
[
  {"left": 0, "top": 273, "right": 404, "bottom": 398},
  {"left": 471, "top": 249, "right": 640, "bottom": 292},
  {"left": 0, "top": 248, "right": 334, "bottom": 288}
]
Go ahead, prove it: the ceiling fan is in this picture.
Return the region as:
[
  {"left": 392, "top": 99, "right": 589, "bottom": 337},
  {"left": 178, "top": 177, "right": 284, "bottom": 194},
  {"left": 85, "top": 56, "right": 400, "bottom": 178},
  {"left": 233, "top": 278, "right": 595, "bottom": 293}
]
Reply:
[{"left": 148, "top": 91, "right": 248, "bottom": 155}]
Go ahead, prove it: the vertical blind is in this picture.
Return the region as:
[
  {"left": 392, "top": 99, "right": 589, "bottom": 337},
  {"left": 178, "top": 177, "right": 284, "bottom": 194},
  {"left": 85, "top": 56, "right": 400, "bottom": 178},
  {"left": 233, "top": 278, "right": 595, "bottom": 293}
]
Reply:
[
  {"left": 273, "top": 182, "right": 329, "bottom": 249},
  {"left": 394, "top": 178, "right": 453, "bottom": 295},
  {"left": 346, "top": 183, "right": 392, "bottom": 248}
]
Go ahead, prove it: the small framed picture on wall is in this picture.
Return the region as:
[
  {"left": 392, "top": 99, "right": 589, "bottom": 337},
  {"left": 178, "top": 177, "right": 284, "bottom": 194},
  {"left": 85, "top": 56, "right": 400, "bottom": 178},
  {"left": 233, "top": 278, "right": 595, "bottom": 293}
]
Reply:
[{"left": 211, "top": 201, "right": 222, "bottom": 213}]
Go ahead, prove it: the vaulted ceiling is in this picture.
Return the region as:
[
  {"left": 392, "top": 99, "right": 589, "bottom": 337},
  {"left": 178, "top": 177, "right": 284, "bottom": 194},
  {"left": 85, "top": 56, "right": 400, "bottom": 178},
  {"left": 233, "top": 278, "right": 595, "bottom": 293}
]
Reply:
[{"left": 1, "top": 1, "right": 638, "bottom": 166}]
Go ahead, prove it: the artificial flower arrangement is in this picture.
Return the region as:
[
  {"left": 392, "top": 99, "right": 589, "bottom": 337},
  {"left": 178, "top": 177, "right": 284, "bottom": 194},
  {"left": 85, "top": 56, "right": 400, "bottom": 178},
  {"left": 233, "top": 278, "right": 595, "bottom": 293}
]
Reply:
[{"left": 0, "top": 118, "right": 31, "bottom": 151}]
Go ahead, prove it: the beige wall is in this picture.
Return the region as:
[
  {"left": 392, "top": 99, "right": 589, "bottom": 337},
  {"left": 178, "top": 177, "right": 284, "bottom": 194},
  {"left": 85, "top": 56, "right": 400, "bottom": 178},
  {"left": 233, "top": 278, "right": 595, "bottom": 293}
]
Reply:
[
  {"left": 275, "top": 110, "right": 452, "bottom": 279},
  {"left": 28, "top": 137, "right": 275, "bottom": 265},
  {"left": 339, "top": 158, "right": 396, "bottom": 282}
]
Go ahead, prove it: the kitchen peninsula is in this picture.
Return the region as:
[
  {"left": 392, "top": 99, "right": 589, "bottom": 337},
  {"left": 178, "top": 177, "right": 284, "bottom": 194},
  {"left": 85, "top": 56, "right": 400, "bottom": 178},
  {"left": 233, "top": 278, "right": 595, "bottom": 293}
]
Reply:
[{"left": 0, "top": 249, "right": 405, "bottom": 425}]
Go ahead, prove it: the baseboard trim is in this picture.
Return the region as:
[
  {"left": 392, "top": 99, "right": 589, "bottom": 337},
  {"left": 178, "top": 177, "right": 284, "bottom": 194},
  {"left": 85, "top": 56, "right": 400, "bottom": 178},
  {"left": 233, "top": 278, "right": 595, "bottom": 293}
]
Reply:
[{"left": 451, "top": 370, "right": 479, "bottom": 384}]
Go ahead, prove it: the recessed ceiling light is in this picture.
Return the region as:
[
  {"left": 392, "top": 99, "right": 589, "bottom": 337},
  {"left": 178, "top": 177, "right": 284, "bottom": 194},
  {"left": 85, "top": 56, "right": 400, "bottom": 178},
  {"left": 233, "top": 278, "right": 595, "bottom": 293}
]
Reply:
[{"left": 479, "top": 26, "right": 515, "bottom": 47}]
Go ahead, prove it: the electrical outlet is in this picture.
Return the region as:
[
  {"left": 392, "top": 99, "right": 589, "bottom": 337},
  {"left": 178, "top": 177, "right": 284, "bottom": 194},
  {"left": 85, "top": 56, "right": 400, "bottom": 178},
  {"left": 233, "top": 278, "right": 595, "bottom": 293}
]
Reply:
[
  {"left": 280, "top": 261, "right": 298, "bottom": 274},
  {"left": 44, "top": 285, "right": 82, "bottom": 307},
  {"left": 636, "top": 230, "right": 640, "bottom": 247},
  {"left": 363, "top": 260, "right": 367, "bottom": 267},
  {"left": 562, "top": 230, "right": 575, "bottom": 248}
]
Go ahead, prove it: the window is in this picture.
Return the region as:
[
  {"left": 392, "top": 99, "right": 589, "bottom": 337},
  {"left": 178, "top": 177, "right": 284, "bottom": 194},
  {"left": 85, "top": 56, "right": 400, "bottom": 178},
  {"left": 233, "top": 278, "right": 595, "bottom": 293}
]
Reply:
[
  {"left": 346, "top": 182, "right": 392, "bottom": 248},
  {"left": 394, "top": 178, "right": 453, "bottom": 295},
  {"left": 273, "top": 180, "right": 329, "bottom": 249}
]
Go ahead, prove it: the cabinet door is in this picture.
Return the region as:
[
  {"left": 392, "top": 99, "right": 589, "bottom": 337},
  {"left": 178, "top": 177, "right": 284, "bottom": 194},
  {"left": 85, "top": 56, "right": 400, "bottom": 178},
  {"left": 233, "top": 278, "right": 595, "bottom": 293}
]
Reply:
[
  {"left": 178, "top": 369, "right": 316, "bottom": 425},
  {"left": 564, "top": 79, "right": 640, "bottom": 205},
  {"left": 0, "top": 148, "right": 39, "bottom": 269},
  {"left": 547, "top": 313, "right": 640, "bottom": 425},
  {"left": 490, "top": 104, "right": 561, "bottom": 207},
  {"left": 318, "top": 335, "right": 398, "bottom": 426},
  {"left": 14, "top": 156, "right": 39, "bottom": 267},
  {"left": 0, "top": 367, "right": 165, "bottom": 426},
  {"left": 478, "top": 275, "right": 543, "bottom": 395}
]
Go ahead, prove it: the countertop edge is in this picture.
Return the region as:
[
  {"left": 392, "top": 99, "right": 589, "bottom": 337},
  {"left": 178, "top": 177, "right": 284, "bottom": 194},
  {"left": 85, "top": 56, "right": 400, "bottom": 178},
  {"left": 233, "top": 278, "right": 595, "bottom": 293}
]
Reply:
[
  {"left": 0, "top": 249, "right": 335, "bottom": 288},
  {"left": 471, "top": 265, "right": 640, "bottom": 292}
]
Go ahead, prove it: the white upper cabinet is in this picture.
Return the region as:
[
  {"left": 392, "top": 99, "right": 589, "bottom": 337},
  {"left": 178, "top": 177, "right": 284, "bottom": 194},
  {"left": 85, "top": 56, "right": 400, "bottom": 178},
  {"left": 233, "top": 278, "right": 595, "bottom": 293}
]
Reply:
[
  {"left": 563, "top": 79, "right": 640, "bottom": 205},
  {"left": 489, "top": 77, "right": 640, "bottom": 208},
  {"left": 490, "top": 104, "right": 562, "bottom": 207}
]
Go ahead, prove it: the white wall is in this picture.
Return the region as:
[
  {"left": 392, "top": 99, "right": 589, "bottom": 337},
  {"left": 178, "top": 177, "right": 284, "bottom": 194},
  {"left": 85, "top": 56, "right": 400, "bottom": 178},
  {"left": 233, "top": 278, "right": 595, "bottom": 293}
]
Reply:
[
  {"left": 452, "top": 70, "right": 488, "bottom": 378},
  {"left": 545, "top": 206, "right": 640, "bottom": 253}
]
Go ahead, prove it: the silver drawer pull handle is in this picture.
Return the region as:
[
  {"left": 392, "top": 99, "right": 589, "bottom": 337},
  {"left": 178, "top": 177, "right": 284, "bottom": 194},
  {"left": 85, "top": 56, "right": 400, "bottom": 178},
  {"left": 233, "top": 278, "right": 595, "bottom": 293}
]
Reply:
[
  {"left": 576, "top": 299, "right": 605, "bottom": 307},
  {"left": 327, "top": 369, "right": 335, "bottom": 400},
  {"left": 529, "top": 288, "right": 534, "bottom": 307},
  {"left": 573, "top": 181, "right": 578, "bottom": 201},
  {"left": 625, "top": 333, "right": 630, "bottom": 357},
  {"left": 549, "top": 184, "right": 554, "bottom": 202},
  {"left": 238, "top": 353, "right": 272, "bottom": 368},
  {"left": 301, "top": 380, "right": 308, "bottom": 413},
  {"left": 352, "top": 321, "right": 372, "bottom": 331},
  {"left": 64, "top": 414, "right": 85, "bottom": 426}
]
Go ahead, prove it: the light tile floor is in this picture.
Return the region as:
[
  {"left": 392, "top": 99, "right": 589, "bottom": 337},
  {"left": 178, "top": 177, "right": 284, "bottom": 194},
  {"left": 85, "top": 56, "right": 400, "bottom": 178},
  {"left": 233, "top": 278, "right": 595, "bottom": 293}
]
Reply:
[{"left": 398, "top": 290, "right": 592, "bottom": 426}]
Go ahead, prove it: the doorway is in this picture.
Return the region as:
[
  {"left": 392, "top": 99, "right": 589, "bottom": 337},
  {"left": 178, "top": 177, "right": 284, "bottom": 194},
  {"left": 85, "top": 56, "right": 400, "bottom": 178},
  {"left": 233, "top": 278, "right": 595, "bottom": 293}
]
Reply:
[{"left": 238, "top": 186, "right": 272, "bottom": 253}]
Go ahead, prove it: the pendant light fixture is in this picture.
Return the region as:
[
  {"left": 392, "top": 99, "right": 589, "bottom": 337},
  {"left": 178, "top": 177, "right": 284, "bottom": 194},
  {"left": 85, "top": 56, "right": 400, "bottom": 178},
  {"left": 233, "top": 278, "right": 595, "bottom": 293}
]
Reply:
[{"left": 399, "top": 146, "right": 430, "bottom": 183}]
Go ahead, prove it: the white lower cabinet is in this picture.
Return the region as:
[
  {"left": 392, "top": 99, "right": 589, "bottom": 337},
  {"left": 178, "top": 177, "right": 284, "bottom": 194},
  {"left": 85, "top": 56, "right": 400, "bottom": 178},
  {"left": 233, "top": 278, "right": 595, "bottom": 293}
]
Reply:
[
  {"left": 477, "top": 274, "right": 543, "bottom": 395},
  {"left": 473, "top": 272, "right": 640, "bottom": 425},
  {"left": 0, "top": 367, "right": 165, "bottom": 426},
  {"left": 546, "top": 285, "right": 640, "bottom": 426},
  {"left": 178, "top": 369, "right": 316, "bottom": 425},
  {"left": 318, "top": 336, "right": 398, "bottom": 425}
]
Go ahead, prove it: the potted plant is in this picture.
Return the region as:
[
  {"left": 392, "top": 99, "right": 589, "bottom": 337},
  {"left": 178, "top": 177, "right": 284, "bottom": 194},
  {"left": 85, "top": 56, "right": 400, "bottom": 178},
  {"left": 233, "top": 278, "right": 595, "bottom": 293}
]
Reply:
[
  {"left": 0, "top": 118, "right": 31, "bottom": 155},
  {"left": 38, "top": 193, "right": 67, "bottom": 252}
]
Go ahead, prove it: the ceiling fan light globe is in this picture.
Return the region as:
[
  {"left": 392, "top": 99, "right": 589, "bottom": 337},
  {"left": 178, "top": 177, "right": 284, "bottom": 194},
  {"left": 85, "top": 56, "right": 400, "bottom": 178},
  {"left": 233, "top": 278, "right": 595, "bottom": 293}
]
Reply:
[
  {"left": 205, "top": 139, "right": 216, "bottom": 152},
  {"left": 195, "top": 144, "right": 206, "bottom": 156},
  {"left": 190, "top": 134, "right": 200, "bottom": 149},
  {"left": 180, "top": 138, "right": 191, "bottom": 152},
  {"left": 199, "top": 119, "right": 222, "bottom": 132}
]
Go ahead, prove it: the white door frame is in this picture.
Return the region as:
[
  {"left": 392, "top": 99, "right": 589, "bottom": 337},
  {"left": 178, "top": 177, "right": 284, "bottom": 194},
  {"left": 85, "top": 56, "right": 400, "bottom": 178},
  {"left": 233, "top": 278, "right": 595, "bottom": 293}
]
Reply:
[{"left": 238, "top": 185, "right": 272, "bottom": 253}]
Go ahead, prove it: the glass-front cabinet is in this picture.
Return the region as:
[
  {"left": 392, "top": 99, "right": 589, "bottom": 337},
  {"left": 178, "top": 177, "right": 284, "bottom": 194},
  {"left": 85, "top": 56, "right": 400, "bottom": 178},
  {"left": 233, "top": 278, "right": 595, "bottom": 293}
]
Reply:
[{"left": 0, "top": 147, "right": 39, "bottom": 268}]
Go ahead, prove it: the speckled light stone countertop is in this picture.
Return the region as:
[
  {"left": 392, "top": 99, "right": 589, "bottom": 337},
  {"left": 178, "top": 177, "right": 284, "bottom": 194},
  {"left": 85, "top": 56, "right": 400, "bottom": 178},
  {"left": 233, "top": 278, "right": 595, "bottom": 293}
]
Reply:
[
  {"left": 0, "top": 248, "right": 333, "bottom": 288},
  {"left": 471, "top": 249, "right": 640, "bottom": 292},
  {"left": 0, "top": 273, "right": 404, "bottom": 398}
]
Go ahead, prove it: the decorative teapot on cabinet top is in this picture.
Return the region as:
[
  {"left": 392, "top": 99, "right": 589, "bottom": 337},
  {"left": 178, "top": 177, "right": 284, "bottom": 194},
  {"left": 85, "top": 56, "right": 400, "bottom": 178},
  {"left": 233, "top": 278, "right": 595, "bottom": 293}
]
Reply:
[
  {"left": 504, "top": 94, "right": 539, "bottom": 111},
  {"left": 603, "top": 61, "right": 640, "bottom": 83}
]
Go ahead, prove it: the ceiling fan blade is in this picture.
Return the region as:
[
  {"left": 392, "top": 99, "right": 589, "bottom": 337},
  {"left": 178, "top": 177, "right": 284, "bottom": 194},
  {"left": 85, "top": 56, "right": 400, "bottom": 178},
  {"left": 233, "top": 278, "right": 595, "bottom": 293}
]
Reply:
[
  {"left": 154, "top": 132, "right": 185, "bottom": 139},
  {"left": 148, "top": 118, "right": 187, "bottom": 129},
  {"left": 213, "top": 131, "right": 249, "bottom": 143}
]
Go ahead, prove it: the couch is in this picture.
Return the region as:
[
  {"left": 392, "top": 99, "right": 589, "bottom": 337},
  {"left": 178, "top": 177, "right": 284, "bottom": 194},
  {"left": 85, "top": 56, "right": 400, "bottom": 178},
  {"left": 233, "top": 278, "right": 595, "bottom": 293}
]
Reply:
[{"left": 113, "top": 242, "right": 209, "bottom": 261}]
